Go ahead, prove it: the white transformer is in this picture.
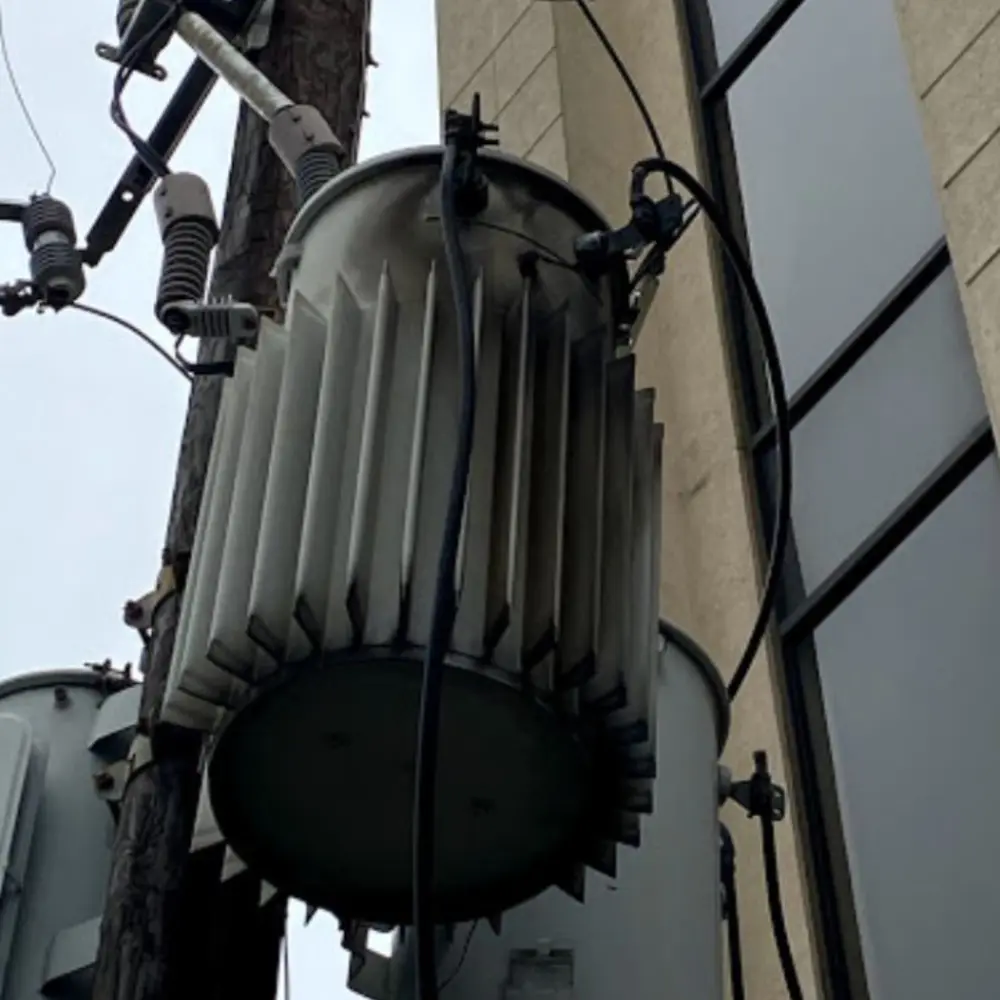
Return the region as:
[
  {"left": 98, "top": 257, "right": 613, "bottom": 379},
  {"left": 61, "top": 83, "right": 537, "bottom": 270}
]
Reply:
[
  {"left": 164, "top": 145, "right": 723, "bottom": 983},
  {"left": 0, "top": 669, "right": 139, "bottom": 1000}
]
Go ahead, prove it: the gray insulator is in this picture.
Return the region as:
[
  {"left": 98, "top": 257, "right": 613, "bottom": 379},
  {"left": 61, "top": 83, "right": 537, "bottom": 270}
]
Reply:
[
  {"left": 30, "top": 241, "right": 85, "bottom": 307},
  {"left": 156, "top": 218, "right": 216, "bottom": 333},
  {"left": 22, "top": 195, "right": 75, "bottom": 251},
  {"left": 22, "top": 196, "right": 84, "bottom": 306},
  {"left": 295, "top": 148, "right": 341, "bottom": 204}
]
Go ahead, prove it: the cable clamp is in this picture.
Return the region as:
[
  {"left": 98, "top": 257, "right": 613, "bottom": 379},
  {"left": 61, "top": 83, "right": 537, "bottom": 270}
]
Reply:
[
  {"left": 443, "top": 93, "right": 498, "bottom": 218},
  {"left": 725, "top": 751, "right": 786, "bottom": 822}
]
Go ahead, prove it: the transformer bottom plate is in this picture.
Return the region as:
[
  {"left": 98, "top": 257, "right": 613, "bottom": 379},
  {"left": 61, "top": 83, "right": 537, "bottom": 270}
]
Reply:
[{"left": 207, "top": 652, "right": 598, "bottom": 924}]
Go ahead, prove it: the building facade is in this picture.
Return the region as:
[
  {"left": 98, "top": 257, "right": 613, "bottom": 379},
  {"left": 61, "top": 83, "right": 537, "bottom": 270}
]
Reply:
[{"left": 434, "top": 2, "right": 1000, "bottom": 998}]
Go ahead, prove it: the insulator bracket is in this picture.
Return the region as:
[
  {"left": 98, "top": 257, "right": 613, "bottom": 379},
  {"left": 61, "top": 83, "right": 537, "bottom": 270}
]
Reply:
[{"left": 168, "top": 299, "right": 260, "bottom": 344}]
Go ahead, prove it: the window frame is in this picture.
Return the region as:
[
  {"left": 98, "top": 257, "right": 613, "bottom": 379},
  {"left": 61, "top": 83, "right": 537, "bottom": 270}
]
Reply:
[{"left": 676, "top": 1, "right": 999, "bottom": 998}]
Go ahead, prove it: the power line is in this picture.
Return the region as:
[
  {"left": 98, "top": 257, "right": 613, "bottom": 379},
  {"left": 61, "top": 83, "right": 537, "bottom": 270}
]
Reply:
[
  {"left": 110, "top": 3, "right": 178, "bottom": 178},
  {"left": 0, "top": 0, "right": 57, "bottom": 193},
  {"left": 66, "top": 302, "right": 193, "bottom": 381},
  {"left": 571, "top": 0, "right": 674, "bottom": 193},
  {"left": 628, "top": 157, "right": 791, "bottom": 703}
]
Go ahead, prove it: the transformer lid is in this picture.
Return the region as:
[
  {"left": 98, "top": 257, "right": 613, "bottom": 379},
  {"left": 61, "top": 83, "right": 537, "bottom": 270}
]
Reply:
[
  {"left": 289, "top": 145, "right": 613, "bottom": 245},
  {"left": 275, "top": 146, "right": 624, "bottom": 305}
]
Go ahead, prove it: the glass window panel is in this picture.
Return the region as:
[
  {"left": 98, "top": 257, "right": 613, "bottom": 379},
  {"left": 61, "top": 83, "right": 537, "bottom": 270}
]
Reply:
[
  {"left": 727, "top": 0, "right": 945, "bottom": 391},
  {"left": 703, "top": 0, "right": 775, "bottom": 63},
  {"left": 810, "top": 457, "right": 1000, "bottom": 999},
  {"left": 774, "top": 267, "right": 988, "bottom": 591}
]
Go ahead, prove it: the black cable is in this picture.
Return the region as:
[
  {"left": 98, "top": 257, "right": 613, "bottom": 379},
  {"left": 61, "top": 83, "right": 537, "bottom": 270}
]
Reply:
[
  {"left": 427, "top": 215, "right": 579, "bottom": 273},
  {"left": 572, "top": 0, "right": 673, "bottom": 193},
  {"left": 412, "top": 141, "right": 479, "bottom": 1000},
  {"left": 438, "top": 922, "right": 479, "bottom": 992},
  {"left": 110, "top": 4, "right": 178, "bottom": 178},
  {"left": 66, "top": 301, "right": 192, "bottom": 381},
  {"left": 468, "top": 219, "right": 577, "bottom": 270},
  {"left": 631, "top": 157, "right": 790, "bottom": 703},
  {"left": 0, "top": 0, "right": 57, "bottom": 192},
  {"left": 720, "top": 825, "right": 746, "bottom": 1000},
  {"left": 760, "top": 811, "right": 805, "bottom": 1000}
]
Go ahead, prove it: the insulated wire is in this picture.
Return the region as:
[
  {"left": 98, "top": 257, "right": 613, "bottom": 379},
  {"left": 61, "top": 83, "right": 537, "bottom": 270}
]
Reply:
[
  {"left": 67, "top": 302, "right": 192, "bottom": 381},
  {"left": 110, "top": 3, "right": 178, "bottom": 177},
  {"left": 571, "top": 0, "right": 673, "bottom": 193},
  {"left": 412, "top": 141, "right": 479, "bottom": 1000},
  {"left": 761, "top": 812, "right": 805, "bottom": 1000},
  {"left": 720, "top": 825, "right": 747, "bottom": 1000},
  {"left": 0, "top": 0, "right": 57, "bottom": 192},
  {"left": 629, "top": 158, "right": 791, "bottom": 704}
]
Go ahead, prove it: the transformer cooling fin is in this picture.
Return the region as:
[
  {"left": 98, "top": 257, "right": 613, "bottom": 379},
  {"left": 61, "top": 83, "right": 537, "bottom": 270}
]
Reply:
[{"left": 164, "top": 148, "right": 664, "bottom": 928}]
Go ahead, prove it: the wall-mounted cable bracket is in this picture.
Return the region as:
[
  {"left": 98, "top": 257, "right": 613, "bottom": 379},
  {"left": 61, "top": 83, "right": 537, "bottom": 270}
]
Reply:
[{"left": 720, "top": 751, "right": 787, "bottom": 822}]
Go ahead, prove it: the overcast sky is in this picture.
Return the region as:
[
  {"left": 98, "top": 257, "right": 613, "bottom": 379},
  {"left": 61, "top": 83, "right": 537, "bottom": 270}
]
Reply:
[{"left": 0, "top": 0, "right": 438, "bottom": 995}]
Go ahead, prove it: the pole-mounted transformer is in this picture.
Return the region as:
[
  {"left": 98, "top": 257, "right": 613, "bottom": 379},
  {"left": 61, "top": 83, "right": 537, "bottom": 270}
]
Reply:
[
  {"left": 95, "top": 5, "right": 729, "bottom": 987},
  {"left": 164, "top": 144, "right": 666, "bottom": 926}
]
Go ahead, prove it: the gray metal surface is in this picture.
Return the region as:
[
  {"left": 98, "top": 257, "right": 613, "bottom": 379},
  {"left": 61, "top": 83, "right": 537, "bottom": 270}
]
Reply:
[
  {"left": 421, "top": 626, "right": 726, "bottom": 1000},
  {"left": 0, "top": 672, "right": 130, "bottom": 1000},
  {"left": 176, "top": 11, "right": 291, "bottom": 121}
]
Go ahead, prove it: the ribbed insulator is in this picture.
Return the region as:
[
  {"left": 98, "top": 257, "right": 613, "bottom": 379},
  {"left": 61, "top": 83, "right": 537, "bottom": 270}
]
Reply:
[
  {"left": 295, "top": 148, "right": 340, "bottom": 204},
  {"left": 29, "top": 241, "right": 85, "bottom": 306},
  {"left": 156, "top": 219, "right": 215, "bottom": 332},
  {"left": 22, "top": 195, "right": 75, "bottom": 250}
]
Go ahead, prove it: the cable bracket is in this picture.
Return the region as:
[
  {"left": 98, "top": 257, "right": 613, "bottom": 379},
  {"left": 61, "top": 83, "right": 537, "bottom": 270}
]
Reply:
[
  {"left": 721, "top": 751, "right": 787, "bottom": 822},
  {"left": 169, "top": 298, "right": 259, "bottom": 344}
]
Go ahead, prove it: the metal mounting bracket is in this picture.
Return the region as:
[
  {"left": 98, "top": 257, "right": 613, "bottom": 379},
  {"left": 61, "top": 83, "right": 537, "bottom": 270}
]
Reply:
[
  {"left": 720, "top": 751, "right": 787, "bottom": 822},
  {"left": 168, "top": 299, "right": 260, "bottom": 343},
  {"left": 84, "top": 0, "right": 264, "bottom": 267}
]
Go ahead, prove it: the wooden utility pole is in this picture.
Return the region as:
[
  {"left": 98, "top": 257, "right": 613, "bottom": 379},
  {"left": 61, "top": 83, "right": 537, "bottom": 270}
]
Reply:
[{"left": 92, "top": 3, "right": 371, "bottom": 999}]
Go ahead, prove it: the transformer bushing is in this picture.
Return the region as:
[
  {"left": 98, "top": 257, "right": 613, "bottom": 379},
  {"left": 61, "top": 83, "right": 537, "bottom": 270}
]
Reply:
[{"left": 152, "top": 172, "right": 219, "bottom": 333}]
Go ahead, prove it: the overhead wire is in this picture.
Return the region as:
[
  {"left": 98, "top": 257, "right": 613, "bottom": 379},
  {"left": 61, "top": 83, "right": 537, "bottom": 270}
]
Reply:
[
  {"left": 66, "top": 302, "right": 193, "bottom": 381},
  {"left": 571, "top": 0, "right": 673, "bottom": 194},
  {"left": 573, "top": 16, "right": 798, "bottom": 996},
  {"left": 627, "top": 158, "right": 790, "bottom": 704},
  {"left": 412, "top": 137, "right": 479, "bottom": 1000},
  {"left": 110, "top": 3, "right": 179, "bottom": 177},
  {"left": 0, "top": 0, "right": 57, "bottom": 193}
]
